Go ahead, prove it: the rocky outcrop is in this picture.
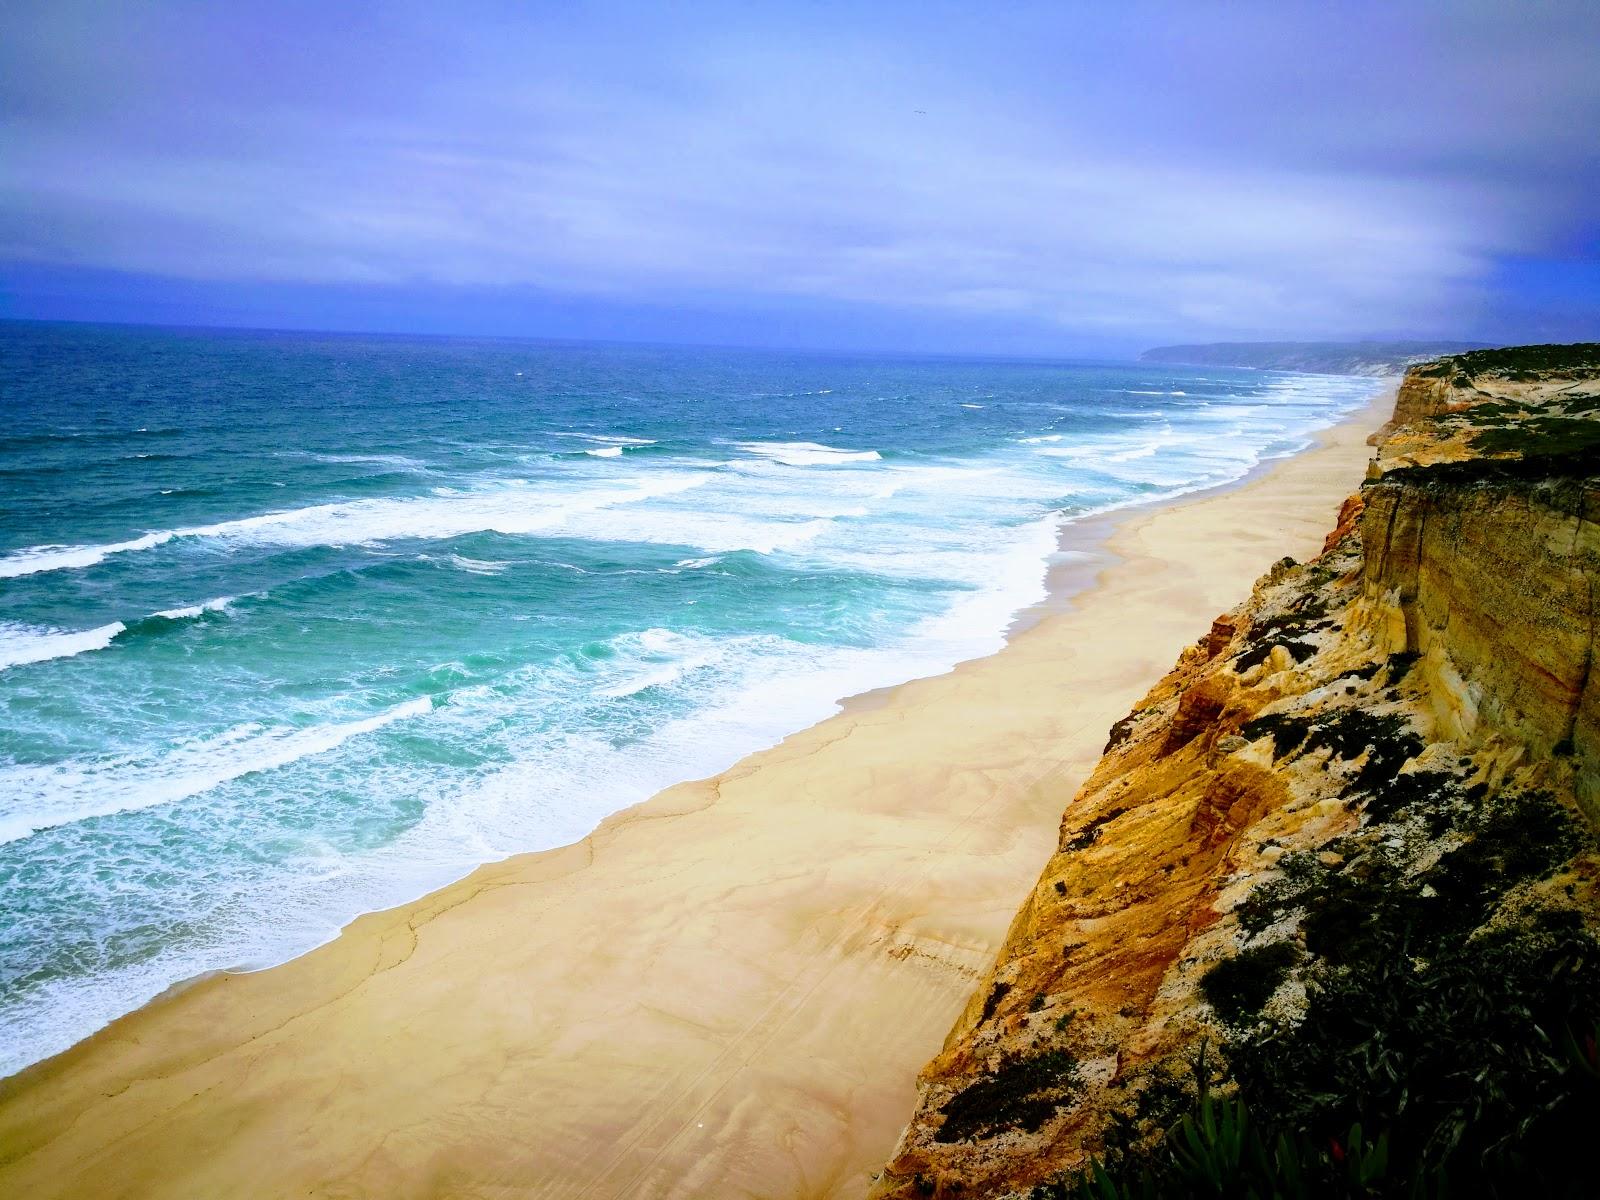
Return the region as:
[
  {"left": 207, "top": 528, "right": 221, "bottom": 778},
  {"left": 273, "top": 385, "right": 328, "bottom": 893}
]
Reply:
[
  {"left": 1374, "top": 364, "right": 1453, "bottom": 438},
  {"left": 873, "top": 345, "right": 1600, "bottom": 1198}
]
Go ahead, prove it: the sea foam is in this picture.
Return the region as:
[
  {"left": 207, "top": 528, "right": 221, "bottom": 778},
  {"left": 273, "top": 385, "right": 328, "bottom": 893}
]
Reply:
[
  {"left": 0, "top": 697, "right": 436, "bottom": 845},
  {"left": 0, "top": 621, "right": 127, "bottom": 671},
  {"left": 151, "top": 596, "right": 234, "bottom": 621},
  {"left": 0, "top": 473, "right": 717, "bottom": 577},
  {"left": 732, "top": 441, "right": 882, "bottom": 466}
]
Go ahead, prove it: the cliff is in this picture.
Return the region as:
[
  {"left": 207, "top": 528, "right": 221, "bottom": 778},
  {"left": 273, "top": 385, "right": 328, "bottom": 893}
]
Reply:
[{"left": 874, "top": 344, "right": 1600, "bottom": 1198}]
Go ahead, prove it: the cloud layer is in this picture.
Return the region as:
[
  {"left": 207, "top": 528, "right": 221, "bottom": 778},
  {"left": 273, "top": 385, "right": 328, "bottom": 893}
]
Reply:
[{"left": 3, "top": 1, "right": 1597, "bottom": 350}]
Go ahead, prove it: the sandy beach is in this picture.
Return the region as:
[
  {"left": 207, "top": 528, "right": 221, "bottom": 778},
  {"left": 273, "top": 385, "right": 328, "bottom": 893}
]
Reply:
[{"left": 0, "top": 391, "right": 1392, "bottom": 1200}]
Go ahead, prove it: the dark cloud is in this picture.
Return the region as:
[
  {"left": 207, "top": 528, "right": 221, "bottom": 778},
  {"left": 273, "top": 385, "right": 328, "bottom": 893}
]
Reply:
[{"left": 3, "top": 0, "right": 1597, "bottom": 350}]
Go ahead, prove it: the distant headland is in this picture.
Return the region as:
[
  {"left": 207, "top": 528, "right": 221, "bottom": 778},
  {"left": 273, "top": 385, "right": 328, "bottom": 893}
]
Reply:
[{"left": 1140, "top": 339, "right": 1495, "bottom": 376}]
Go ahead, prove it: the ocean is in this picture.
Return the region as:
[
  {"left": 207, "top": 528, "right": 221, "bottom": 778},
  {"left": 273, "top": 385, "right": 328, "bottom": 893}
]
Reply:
[{"left": 0, "top": 322, "right": 1383, "bottom": 1074}]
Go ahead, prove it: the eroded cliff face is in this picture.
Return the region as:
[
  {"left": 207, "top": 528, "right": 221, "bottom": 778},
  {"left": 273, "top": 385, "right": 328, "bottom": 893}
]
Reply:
[
  {"left": 873, "top": 346, "right": 1600, "bottom": 1199},
  {"left": 1358, "top": 355, "right": 1599, "bottom": 814}
]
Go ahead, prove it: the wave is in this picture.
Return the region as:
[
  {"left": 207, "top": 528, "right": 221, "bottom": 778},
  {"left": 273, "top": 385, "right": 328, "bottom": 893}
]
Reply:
[
  {"left": 0, "top": 472, "right": 715, "bottom": 579},
  {"left": 550, "top": 433, "right": 657, "bottom": 446},
  {"left": 1107, "top": 443, "right": 1161, "bottom": 463},
  {"left": 0, "top": 697, "right": 436, "bottom": 845},
  {"left": 0, "top": 598, "right": 235, "bottom": 672},
  {"left": 0, "top": 601, "right": 240, "bottom": 678},
  {"left": 0, "top": 531, "right": 179, "bottom": 578},
  {"left": 1, "top": 469, "right": 873, "bottom": 568},
  {"left": 295, "top": 452, "right": 431, "bottom": 469},
  {"left": 1, "top": 441, "right": 1124, "bottom": 587},
  {"left": 595, "top": 662, "right": 688, "bottom": 699},
  {"left": 653, "top": 515, "right": 834, "bottom": 555},
  {"left": 151, "top": 596, "right": 234, "bottom": 621},
  {"left": 732, "top": 441, "right": 882, "bottom": 466},
  {"left": 0, "top": 620, "right": 126, "bottom": 671},
  {"left": 446, "top": 555, "right": 511, "bottom": 576},
  {"left": 0, "top": 427, "right": 184, "bottom": 451},
  {"left": 587, "top": 628, "right": 720, "bottom": 699},
  {"left": 557, "top": 433, "right": 659, "bottom": 459}
]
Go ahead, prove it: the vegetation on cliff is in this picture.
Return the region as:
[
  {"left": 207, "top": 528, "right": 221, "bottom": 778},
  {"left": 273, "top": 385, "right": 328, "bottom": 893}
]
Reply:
[
  {"left": 1052, "top": 768, "right": 1600, "bottom": 1198},
  {"left": 1411, "top": 341, "right": 1600, "bottom": 382}
]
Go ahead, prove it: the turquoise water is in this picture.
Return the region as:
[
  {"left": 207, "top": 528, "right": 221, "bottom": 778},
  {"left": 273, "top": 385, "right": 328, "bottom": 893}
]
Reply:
[{"left": 0, "top": 323, "right": 1382, "bottom": 1073}]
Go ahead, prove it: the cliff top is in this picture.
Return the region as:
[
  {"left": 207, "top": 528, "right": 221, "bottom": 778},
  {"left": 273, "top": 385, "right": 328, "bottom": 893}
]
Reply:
[
  {"left": 1414, "top": 341, "right": 1600, "bottom": 382},
  {"left": 1375, "top": 341, "right": 1600, "bottom": 479}
]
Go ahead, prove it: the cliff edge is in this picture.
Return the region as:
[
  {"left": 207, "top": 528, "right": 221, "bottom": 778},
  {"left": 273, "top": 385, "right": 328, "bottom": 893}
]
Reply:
[{"left": 873, "top": 344, "right": 1600, "bottom": 1198}]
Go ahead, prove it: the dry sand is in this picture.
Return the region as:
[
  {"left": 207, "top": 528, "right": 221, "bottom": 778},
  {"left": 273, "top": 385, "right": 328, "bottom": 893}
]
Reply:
[{"left": 0, "top": 392, "right": 1392, "bottom": 1200}]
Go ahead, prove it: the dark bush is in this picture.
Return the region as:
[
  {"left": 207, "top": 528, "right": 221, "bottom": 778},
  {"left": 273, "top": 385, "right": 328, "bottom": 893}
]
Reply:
[
  {"left": 1444, "top": 343, "right": 1600, "bottom": 379},
  {"left": 1240, "top": 711, "right": 1312, "bottom": 758},
  {"left": 1065, "top": 806, "right": 1130, "bottom": 852},
  {"left": 1474, "top": 417, "right": 1600, "bottom": 462},
  {"left": 1302, "top": 709, "right": 1422, "bottom": 791},
  {"left": 981, "top": 980, "right": 1012, "bottom": 1021},
  {"left": 936, "top": 1049, "right": 1082, "bottom": 1142},
  {"left": 1385, "top": 651, "right": 1420, "bottom": 684},
  {"left": 1360, "top": 768, "right": 1454, "bottom": 825},
  {"left": 1236, "top": 638, "right": 1317, "bottom": 673},
  {"left": 1200, "top": 941, "right": 1302, "bottom": 1027}
]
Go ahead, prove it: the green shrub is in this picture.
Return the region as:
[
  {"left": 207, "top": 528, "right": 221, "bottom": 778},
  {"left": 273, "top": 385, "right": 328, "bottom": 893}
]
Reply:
[
  {"left": 1039, "top": 1092, "right": 1428, "bottom": 1199},
  {"left": 1442, "top": 343, "right": 1600, "bottom": 379},
  {"left": 1473, "top": 417, "right": 1600, "bottom": 462}
]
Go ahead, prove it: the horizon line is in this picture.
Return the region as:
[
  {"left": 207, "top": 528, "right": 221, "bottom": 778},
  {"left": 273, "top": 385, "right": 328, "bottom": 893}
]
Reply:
[{"left": 0, "top": 314, "right": 1152, "bottom": 366}]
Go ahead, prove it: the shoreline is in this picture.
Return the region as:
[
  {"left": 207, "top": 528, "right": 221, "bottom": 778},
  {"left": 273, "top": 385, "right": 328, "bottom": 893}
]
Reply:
[
  {"left": 0, "top": 390, "right": 1393, "bottom": 1199},
  {"left": 1, "top": 393, "right": 1373, "bottom": 1072},
  {"left": 847, "top": 390, "right": 1381, "bottom": 716}
]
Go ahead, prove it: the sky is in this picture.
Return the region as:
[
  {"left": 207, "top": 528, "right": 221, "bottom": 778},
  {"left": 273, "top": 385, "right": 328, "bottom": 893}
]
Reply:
[{"left": 2, "top": 0, "right": 1598, "bottom": 356}]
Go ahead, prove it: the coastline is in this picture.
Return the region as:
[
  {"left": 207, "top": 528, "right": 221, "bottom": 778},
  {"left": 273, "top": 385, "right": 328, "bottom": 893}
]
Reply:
[{"left": 0, "top": 390, "right": 1393, "bottom": 1199}]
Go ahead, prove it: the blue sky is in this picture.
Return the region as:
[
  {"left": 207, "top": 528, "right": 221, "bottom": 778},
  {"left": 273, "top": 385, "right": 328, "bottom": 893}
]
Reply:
[{"left": 3, "top": 1, "right": 1597, "bottom": 354}]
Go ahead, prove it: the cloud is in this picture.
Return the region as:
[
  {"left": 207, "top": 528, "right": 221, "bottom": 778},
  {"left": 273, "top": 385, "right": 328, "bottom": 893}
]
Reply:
[{"left": 2, "top": 1, "right": 1596, "bottom": 346}]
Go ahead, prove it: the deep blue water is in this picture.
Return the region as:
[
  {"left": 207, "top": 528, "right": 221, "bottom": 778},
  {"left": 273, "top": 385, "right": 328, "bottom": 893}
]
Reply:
[{"left": 0, "top": 322, "right": 1382, "bottom": 1073}]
